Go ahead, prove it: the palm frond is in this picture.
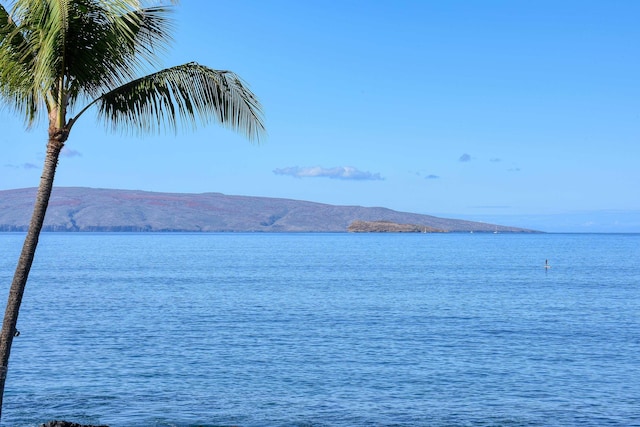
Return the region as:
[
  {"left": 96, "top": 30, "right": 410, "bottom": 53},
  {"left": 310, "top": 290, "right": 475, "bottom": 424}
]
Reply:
[
  {"left": 1, "top": 1, "right": 264, "bottom": 143},
  {"left": 65, "top": 2, "right": 175, "bottom": 100},
  {"left": 94, "top": 62, "right": 265, "bottom": 141},
  {"left": 1, "top": 0, "right": 76, "bottom": 124},
  {"left": 0, "top": 2, "right": 41, "bottom": 124},
  {"left": 0, "top": 0, "right": 176, "bottom": 124}
]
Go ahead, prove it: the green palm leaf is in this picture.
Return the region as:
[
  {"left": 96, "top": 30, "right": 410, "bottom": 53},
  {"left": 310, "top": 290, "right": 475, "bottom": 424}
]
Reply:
[
  {"left": 1, "top": 0, "right": 177, "bottom": 124},
  {"left": 64, "top": 3, "right": 175, "bottom": 99},
  {"left": 95, "top": 62, "right": 265, "bottom": 141},
  {"left": 0, "top": 2, "right": 39, "bottom": 122}
]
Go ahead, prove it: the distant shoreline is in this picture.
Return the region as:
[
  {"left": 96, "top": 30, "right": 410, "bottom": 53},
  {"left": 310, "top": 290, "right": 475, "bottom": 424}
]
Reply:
[{"left": 0, "top": 187, "right": 539, "bottom": 233}]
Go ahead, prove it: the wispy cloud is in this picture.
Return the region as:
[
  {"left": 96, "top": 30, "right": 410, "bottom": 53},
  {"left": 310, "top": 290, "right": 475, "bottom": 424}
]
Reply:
[
  {"left": 274, "top": 166, "right": 384, "bottom": 181},
  {"left": 425, "top": 174, "right": 440, "bottom": 180},
  {"left": 61, "top": 148, "right": 82, "bottom": 158},
  {"left": 459, "top": 153, "right": 472, "bottom": 162},
  {"left": 508, "top": 167, "right": 521, "bottom": 172},
  {"left": 490, "top": 157, "right": 502, "bottom": 162},
  {"left": 469, "top": 205, "right": 511, "bottom": 209},
  {"left": 4, "top": 163, "right": 38, "bottom": 170}
]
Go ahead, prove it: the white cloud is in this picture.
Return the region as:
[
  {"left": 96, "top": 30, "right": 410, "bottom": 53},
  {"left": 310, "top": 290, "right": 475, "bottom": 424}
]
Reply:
[{"left": 274, "top": 166, "right": 384, "bottom": 181}]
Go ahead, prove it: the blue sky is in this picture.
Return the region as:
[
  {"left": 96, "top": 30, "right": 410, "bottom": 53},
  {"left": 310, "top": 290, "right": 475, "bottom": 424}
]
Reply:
[{"left": 1, "top": 1, "right": 639, "bottom": 232}]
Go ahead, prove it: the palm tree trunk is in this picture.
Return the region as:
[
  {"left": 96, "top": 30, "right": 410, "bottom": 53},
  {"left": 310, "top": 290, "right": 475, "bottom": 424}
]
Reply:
[{"left": 0, "top": 136, "right": 65, "bottom": 421}]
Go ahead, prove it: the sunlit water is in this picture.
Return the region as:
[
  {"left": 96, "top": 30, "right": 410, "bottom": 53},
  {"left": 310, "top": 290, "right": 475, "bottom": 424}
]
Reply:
[{"left": 0, "top": 232, "right": 638, "bottom": 427}]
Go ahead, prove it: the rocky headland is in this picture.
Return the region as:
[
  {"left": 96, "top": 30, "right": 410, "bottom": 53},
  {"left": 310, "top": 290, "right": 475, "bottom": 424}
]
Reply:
[{"left": 348, "top": 220, "right": 445, "bottom": 233}]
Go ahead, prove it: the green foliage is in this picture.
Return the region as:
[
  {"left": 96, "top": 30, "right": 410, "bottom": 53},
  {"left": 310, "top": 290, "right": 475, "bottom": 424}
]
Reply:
[
  {"left": 98, "top": 63, "right": 264, "bottom": 139},
  {"left": 0, "top": 0, "right": 264, "bottom": 139}
]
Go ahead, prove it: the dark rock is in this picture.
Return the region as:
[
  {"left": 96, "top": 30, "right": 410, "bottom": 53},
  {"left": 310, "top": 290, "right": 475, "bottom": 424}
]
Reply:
[
  {"left": 41, "top": 421, "right": 109, "bottom": 427},
  {"left": 348, "top": 220, "right": 445, "bottom": 233}
]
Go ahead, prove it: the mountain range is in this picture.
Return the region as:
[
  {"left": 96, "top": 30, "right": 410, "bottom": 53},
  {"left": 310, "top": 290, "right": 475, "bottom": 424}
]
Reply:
[{"left": 0, "top": 187, "right": 537, "bottom": 233}]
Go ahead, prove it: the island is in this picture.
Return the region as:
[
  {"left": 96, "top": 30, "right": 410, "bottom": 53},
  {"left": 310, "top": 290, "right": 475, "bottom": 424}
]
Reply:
[{"left": 348, "top": 220, "right": 445, "bottom": 233}]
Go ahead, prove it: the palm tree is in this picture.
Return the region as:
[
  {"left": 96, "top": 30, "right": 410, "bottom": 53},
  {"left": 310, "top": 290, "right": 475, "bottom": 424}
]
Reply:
[{"left": 0, "top": 0, "right": 265, "bottom": 420}]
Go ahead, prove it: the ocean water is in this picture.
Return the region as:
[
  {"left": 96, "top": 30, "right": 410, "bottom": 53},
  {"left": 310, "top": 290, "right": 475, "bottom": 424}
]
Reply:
[{"left": 0, "top": 232, "right": 638, "bottom": 427}]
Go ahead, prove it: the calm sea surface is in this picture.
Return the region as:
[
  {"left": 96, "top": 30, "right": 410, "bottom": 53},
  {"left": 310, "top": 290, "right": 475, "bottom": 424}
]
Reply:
[{"left": 0, "top": 232, "right": 638, "bottom": 427}]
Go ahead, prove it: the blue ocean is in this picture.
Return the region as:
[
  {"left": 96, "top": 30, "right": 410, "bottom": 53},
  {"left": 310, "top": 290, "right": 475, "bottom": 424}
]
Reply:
[{"left": 0, "top": 232, "right": 638, "bottom": 427}]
